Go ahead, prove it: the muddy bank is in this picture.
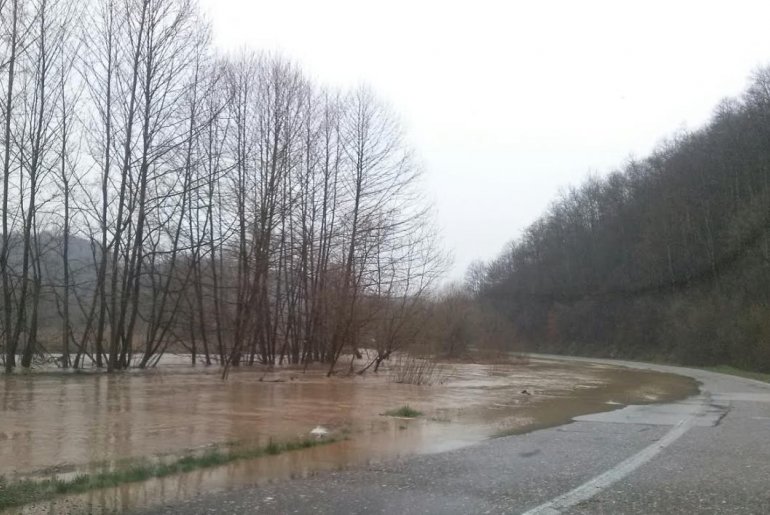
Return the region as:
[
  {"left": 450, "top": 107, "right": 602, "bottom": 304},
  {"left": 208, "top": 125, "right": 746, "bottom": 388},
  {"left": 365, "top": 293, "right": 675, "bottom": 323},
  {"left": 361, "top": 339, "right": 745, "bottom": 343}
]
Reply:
[{"left": 0, "top": 358, "right": 697, "bottom": 513}]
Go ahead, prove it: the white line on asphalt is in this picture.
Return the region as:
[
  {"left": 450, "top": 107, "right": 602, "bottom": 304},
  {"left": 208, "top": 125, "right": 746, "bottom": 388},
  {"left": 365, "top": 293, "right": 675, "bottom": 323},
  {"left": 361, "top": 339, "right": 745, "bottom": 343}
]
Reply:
[{"left": 520, "top": 398, "right": 706, "bottom": 515}]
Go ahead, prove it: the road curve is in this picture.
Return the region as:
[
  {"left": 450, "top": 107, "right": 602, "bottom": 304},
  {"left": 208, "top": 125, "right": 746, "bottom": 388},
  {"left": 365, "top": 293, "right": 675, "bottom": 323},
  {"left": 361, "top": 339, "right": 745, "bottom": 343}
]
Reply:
[{"left": 139, "top": 357, "right": 770, "bottom": 514}]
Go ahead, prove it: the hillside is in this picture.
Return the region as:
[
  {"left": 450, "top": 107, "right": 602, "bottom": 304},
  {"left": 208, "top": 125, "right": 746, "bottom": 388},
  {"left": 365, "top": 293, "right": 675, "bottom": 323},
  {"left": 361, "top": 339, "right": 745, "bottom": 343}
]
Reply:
[{"left": 478, "top": 68, "right": 770, "bottom": 372}]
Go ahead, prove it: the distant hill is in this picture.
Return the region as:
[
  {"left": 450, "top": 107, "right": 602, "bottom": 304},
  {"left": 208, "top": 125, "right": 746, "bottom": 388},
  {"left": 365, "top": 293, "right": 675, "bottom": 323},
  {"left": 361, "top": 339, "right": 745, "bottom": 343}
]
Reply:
[
  {"left": 2, "top": 232, "right": 98, "bottom": 328},
  {"left": 4, "top": 232, "right": 97, "bottom": 281}
]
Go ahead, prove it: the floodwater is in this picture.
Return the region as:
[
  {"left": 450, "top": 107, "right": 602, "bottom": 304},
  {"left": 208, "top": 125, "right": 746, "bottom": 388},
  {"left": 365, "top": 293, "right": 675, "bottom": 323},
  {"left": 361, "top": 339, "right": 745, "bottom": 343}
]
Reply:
[{"left": 0, "top": 357, "right": 697, "bottom": 514}]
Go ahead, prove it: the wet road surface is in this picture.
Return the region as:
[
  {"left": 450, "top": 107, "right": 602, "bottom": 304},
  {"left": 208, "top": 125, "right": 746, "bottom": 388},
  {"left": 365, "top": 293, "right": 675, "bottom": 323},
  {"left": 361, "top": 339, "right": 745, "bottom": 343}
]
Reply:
[{"left": 138, "top": 357, "right": 770, "bottom": 514}]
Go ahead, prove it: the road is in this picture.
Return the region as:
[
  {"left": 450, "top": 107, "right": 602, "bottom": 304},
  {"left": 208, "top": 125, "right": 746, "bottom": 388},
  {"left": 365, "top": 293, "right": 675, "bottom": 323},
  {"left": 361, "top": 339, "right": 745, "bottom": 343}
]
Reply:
[{"left": 140, "top": 357, "right": 770, "bottom": 514}]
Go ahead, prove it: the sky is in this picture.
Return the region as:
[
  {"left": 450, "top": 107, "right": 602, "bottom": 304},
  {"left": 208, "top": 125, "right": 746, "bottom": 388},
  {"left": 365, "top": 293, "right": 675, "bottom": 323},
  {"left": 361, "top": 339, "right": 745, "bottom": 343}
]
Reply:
[{"left": 199, "top": 0, "right": 770, "bottom": 280}]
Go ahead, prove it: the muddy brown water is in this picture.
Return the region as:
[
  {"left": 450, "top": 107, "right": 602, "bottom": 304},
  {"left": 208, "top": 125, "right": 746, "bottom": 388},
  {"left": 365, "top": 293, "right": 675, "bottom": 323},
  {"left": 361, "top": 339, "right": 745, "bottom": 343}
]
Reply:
[{"left": 0, "top": 358, "right": 697, "bottom": 514}]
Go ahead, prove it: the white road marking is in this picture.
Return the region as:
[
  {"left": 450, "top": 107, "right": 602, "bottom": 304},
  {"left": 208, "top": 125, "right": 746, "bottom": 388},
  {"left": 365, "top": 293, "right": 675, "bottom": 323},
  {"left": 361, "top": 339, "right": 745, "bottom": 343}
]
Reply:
[{"left": 521, "top": 399, "right": 707, "bottom": 515}]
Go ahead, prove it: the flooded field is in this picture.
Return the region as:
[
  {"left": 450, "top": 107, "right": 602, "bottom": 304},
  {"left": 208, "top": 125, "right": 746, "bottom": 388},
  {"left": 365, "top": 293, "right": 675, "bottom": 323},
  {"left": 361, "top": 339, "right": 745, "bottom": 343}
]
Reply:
[{"left": 0, "top": 357, "right": 697, "bottom": 513}]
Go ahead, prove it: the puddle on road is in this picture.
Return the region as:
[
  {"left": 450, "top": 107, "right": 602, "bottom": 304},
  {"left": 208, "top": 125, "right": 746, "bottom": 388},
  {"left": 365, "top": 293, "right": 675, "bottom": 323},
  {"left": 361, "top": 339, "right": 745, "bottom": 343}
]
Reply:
[{"left": 0, "top": 358, "right": 697, "bottom": 514}]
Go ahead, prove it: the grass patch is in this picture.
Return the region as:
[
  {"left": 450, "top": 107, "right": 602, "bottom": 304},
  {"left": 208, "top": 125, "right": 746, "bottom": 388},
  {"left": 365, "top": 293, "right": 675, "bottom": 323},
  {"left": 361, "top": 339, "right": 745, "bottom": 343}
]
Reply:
[
  {"left": 0, "top": 437, "right": 335, "bottom": 511},
  {"left": 703, "top": 365, "right": 770, "bottom": 383},
  {"left": 382, "top": 405, "right": 422, "bottom": 418}
]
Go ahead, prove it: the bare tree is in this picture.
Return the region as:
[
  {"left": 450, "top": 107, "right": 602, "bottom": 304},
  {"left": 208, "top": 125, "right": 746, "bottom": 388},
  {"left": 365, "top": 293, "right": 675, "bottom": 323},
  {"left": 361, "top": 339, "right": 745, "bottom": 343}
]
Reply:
[
  {"left": 0, "top": 0, "right": 443, "bottom": 374},
  {"left": 1, "top": 0, "right": 21, "bottom": 371}
]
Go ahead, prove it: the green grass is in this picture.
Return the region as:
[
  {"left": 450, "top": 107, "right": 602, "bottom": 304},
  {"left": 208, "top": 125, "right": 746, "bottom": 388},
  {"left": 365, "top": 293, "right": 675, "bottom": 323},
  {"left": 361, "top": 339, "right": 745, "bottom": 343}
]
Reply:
[
  {"left": 703, "top": 365, "right": 770, "bottom": 383},
  {"left": 0, "top": 437, "right": 335, "bottom": 510},
  {"left": 382, "top": 405, "right": 422, "bottom": 418}
]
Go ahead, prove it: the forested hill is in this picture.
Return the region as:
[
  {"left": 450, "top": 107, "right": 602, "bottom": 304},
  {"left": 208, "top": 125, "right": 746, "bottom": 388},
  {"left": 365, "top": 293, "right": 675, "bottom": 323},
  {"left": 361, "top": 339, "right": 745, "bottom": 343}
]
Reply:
[{"left": 477, "top": 67, "right": 770, "bottom": 372}]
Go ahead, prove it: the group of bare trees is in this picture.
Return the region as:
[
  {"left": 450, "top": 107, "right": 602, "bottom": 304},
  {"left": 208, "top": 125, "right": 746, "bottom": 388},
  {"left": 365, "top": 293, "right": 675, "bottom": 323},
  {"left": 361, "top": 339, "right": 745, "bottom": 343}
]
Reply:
[
  {"left": 475, "top": 67, "right": 770, "bottom": 372},
  {"left": 0, "top": 0, "right": 443, "bottom": 374}
]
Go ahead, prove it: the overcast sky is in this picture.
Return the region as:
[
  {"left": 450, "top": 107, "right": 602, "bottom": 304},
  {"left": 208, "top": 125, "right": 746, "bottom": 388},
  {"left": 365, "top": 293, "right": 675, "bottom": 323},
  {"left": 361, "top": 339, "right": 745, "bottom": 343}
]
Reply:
[{"left": 199, "top": 0, "right": 770, "bottom": 280}]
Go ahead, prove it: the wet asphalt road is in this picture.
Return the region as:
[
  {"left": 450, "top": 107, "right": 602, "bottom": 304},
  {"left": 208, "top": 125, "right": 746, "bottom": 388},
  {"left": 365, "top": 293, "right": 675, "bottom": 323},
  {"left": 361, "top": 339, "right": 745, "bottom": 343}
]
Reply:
[{"left": 139, "top": 357, "right": 770, "bottom": 515}]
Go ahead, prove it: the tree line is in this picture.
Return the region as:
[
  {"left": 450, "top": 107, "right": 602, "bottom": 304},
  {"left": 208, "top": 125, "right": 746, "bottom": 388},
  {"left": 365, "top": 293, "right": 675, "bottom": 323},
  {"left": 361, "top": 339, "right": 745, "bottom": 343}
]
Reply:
[
  {"left": 0, "top": 0, "right": 444, "bottom": 373},
  {"left": 475, "top": 67, "right": 770, "bottom": 372}
]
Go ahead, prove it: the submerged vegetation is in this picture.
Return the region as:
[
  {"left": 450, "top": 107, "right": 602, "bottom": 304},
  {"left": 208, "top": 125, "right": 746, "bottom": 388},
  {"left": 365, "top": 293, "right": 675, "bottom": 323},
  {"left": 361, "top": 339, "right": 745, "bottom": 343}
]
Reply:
[
  {"left": 382, "top": 405, "right": 423, "bottom": 418},
  {"left": 0, "top": 437, "right": 336, "bottom": 510},
  {"left": 472, "top": 67, "right": 770, "bottom": 373},
  {"left": 388, "top": 355, "right": 450, "bottom": 385}
]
